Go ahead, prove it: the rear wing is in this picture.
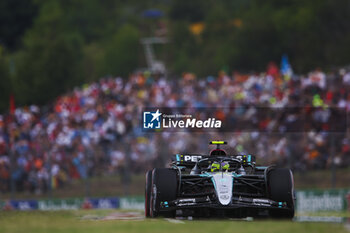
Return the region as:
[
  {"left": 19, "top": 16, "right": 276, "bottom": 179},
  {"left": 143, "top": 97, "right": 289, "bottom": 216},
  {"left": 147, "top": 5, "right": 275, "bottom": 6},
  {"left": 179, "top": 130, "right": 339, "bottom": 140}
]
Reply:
[{"left": 171, "top": 154, "right": 256, "bottom": 167}]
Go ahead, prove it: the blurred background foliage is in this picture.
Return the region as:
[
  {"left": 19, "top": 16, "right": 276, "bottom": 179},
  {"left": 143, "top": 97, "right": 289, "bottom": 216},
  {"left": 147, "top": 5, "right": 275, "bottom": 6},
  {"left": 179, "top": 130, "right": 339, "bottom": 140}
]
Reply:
[{"left": 1, "top": 0, "right": 350, "bottom": 109}]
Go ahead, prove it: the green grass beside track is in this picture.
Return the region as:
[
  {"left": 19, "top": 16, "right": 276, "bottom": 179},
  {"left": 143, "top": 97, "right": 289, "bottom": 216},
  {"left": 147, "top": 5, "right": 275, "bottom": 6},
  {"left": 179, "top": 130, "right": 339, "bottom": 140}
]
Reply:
[{"left": 0, "top": 210, "right": 348, "bottom": 233}]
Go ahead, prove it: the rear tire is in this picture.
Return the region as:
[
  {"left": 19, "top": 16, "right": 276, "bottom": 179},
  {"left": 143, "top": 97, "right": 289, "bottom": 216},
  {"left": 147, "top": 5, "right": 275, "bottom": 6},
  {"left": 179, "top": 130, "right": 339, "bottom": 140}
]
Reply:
[
  {"left": 268, "top": 168, "right": 295, "bottom": 219},
  {"left": 145, "top": 170, "right": 152, "bottom": 217},
  {"left": 150, "top": 168, "right": 178, "bottom": 218}
]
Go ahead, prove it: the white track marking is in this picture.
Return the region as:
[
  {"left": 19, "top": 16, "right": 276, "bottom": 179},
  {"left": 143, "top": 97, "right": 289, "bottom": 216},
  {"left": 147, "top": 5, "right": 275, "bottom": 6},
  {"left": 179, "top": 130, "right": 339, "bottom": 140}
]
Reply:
[{"left": 164, "top": 218, "right": 185, "bottom": 224}]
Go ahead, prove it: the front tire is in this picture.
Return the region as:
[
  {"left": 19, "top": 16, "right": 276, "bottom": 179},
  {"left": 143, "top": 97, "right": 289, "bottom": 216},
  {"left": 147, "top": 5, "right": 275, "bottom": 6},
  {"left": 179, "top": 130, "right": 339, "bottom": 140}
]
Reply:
[
  {"left": 267, "top": 168, "right": 295, "bottom": 219},
  {"left": 150, "top": 168, "right": 178, "bottom": 218},
  {"left": 145, "top": 170, "right": 152, "bottom": 217}
]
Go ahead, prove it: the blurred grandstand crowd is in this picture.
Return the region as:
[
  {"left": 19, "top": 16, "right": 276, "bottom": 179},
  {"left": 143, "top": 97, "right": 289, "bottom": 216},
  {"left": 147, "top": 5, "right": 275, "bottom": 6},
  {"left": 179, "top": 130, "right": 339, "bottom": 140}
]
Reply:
[{"left": 0, "top": 64, "right": 350, "bottom": 194}]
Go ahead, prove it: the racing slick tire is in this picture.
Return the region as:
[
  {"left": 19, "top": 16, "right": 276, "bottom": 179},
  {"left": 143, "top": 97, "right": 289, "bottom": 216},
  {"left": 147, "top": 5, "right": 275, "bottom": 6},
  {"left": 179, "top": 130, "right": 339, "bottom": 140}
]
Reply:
[
  {"left": 150, "top": 168, "right": 177, "bottom": 218},
  {"left": 145, "top": 170, "right": 152, "bottom": 217},
  {"left": 267, "top": 168, "right": 295, "bottom": 219}
]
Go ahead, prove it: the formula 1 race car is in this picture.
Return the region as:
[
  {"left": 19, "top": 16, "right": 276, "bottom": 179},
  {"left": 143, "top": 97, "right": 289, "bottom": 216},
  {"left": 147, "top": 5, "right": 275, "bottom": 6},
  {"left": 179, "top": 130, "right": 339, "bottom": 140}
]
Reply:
[{"left": 145, "top": 141, "right": 295, "bottom": 219}]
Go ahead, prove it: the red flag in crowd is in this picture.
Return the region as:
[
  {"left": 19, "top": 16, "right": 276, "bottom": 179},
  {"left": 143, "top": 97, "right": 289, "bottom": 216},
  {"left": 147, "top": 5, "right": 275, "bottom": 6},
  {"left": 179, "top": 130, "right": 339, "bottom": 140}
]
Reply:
[{"left": 9, "top": 94, "right": 15, "bottom": 115}]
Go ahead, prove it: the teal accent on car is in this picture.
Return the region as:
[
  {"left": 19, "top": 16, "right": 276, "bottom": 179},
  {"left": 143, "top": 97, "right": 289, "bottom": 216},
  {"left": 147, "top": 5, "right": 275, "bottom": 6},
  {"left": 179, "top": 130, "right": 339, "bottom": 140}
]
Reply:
[
  {"left": 232, "top": 173, "right": 242, "bottom": 178},
  {"left": 211, "top": 177, "right": 217, "bottom": 191},
  {"left": 199, "top": 172, "right": 212, "bottom": 177}
]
